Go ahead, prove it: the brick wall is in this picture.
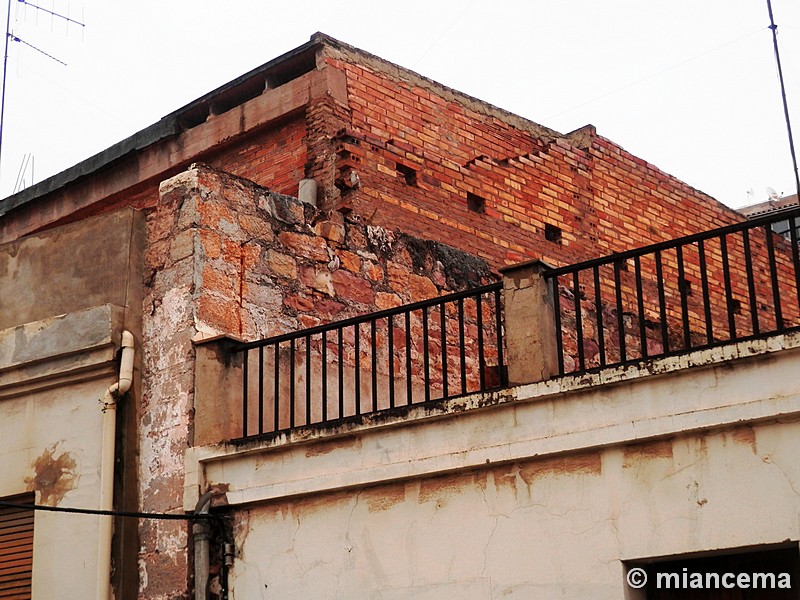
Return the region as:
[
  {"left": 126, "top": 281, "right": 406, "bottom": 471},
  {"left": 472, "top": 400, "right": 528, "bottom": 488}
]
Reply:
[{"left": 320, "top": 45, "right": 745, "bottom": 274}]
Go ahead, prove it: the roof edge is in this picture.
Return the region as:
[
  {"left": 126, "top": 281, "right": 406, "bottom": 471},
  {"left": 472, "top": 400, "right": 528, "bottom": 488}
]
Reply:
[{"left": 0, "top": 35, "right": 324, "bottom": 218}]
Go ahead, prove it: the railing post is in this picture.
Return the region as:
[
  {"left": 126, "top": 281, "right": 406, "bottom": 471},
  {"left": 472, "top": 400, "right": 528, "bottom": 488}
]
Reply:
[{"left": 499, "top": 259, "right": 558, "bottom": 384}]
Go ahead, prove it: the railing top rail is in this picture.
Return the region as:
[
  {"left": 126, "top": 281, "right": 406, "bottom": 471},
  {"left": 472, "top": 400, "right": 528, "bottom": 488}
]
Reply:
[
  {"left": 546, "top": 206, "right": 800, "bottom": 278},
  {"left": 233, "top": 281, "right": 503, "bottom": 352}
]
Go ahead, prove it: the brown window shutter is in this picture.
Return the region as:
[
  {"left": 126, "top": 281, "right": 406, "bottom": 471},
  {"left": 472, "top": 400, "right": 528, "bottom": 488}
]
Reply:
[{"left": 0, "top": 495, "right": 34, "bottom": 600}]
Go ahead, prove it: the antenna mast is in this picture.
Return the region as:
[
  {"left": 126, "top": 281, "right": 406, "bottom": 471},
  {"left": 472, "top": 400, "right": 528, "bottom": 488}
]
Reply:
[
  {"left": 0, "top": 0, "right": 84, "bottom": 191},
  {"left": 766, "top": 0, "right": 800, "bottom": 199}
]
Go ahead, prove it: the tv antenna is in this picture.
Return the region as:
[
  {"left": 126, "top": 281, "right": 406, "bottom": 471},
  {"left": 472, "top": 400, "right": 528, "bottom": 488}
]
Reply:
[{"left": 0, "top": 0, "right": 84, "bottom": 190}]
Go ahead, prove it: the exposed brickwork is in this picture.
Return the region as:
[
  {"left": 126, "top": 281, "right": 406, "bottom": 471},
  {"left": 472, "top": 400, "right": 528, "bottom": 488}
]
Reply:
[
  {"left": 5, "top": 36, "right": 791, "bottom": 600},
  {"left": 9, "top": 36, "right": 751, "bottom": 281},
  {"left": 318, "top": 47, "right": 744, "bottom": 274},
  {"left": 207, "top": 114, "right": 308, "bottom": 198}
]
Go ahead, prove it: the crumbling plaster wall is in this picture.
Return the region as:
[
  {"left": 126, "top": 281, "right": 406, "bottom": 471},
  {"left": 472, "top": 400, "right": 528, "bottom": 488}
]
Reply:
[
  {"left": 0, "top": 209, "right": 144, "bottom": 599},
  {"left": 139, "top": 163, "right": 495, "bottom": 597},
  {"left": 202, "top": 333, "right": 800, "bottom": 599},
  {"left": 230, "top": 421, "right": 800, "bottom": 600}
]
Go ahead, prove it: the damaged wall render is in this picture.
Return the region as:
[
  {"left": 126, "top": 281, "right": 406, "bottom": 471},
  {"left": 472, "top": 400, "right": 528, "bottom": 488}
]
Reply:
[
  {"left": 139, "top": 163, "right": 497, "bottom": 597},
  {"left": 1, "top": 33, "right": 799, "bottom": 600}
]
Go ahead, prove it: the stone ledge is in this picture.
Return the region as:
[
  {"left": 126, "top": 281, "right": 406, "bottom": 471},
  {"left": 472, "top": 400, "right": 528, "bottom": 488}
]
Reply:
[{"left": 0, "top": 304, "right": 124, "bottom": 399}]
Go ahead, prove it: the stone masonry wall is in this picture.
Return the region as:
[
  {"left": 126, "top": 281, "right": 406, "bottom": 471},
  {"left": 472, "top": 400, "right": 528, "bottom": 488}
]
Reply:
[{"left": 138, "top": 163, "right": 495, "bottom": 598}]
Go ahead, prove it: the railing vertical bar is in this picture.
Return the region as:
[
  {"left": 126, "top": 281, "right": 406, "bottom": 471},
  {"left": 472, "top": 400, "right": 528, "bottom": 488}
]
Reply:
[
  {"left": 305, "top": 335, "right": 311, "bottom": 425},
  {"left": 720, "top": 235, "right": 737, "bottom": 340},
  {"left": 634, "top": 256, "right": 647, "bottom": 359},
  {"left": 458, "top": 298, "right": 467, "bottom": 394},
  {"left": 655, "top": 250, "right": 669, "bottom": 353},
  {"left": 477, "top": 294, "right": 486, "bottom": 390},
  {"left": 613, "top": 260, "right": 626, "bottom": 363},
  {"left": 354, "top": 324, "right": 361, "bottom": 415},
  {"left": 338, "top": 328, "right": 344, "bottom": 418},
  {"left": 273, "top": 342, "right": 280, "bottom": 432},
  {"left": 742, "top": 228, "right": 760, "bottom": 335},
  {"left": 572, "top": 271, "right": 585, "bottom": 371},
  {"left": 371, "top": 319, "right": 378, "bottom": 412},
  {"left": 494, "top": 287, "right": 506, "bottom": 385},
  {"left": 388, "top": 316, "right": 395, "bottom": 409},
  {"left": 676, "top": 245, "right": 691, "bottom": 350},
  {"left": 422, "top": 307, "right": 431, "bottom": 402},
  {"left": 552, "top": 275, "right": 564, "bottom": 375},
  {"left": 289, "top": 339, "right": 295, "bottom": 429},
  {"left": 592, "top": 266, "right": 605, "bottom": 367},
  {"left": 698, "top": 239, "right": 714, "bottom": 344},
  {"left": 242, "top": 348, "right": 249, "bottom": 438},
  {"left": 790, "top": 216, "right": 800, "bottom": 309},
  {"left": 765, "top": 225, "right": 783, "bottom": 331},
  {"left": 258, "top": 346, "right": 264, "bottom": 435},
  {"left": 405, "top": 311, "right": 413, "bottom": 405},
  {"left": 440, "top": 302, "right": 448, "bottom": 399},
  {"left": 321, "top": 331, "right": 328, "bottom": 423}
]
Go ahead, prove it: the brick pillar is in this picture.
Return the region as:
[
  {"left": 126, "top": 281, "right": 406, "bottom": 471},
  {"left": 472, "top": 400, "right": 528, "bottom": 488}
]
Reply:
[{"left": 499, "top": 259, "right": 558, "bottom": 384}]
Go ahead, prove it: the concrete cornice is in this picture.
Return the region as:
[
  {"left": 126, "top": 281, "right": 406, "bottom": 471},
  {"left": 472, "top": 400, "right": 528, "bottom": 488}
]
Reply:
[{"left": 0, "top": 304, "right": 123, "bottom": 400}]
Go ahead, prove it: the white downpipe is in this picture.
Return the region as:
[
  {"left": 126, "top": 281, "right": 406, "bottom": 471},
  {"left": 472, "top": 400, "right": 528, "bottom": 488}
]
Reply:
[
  {"left": 193, "top": 491, "right": 214, "bottom": 600},
  {"left": 97, "top": 331, "right": 135, "bottom": 600}
]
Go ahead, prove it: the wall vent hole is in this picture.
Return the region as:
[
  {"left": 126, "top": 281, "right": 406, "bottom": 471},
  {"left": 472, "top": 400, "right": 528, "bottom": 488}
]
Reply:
[
  {"left": 545, "top": 223, "right": 562, "bottom": 243},
  {"left": 396, "top": 163, "right": 417, "bottom": 186},
  {"left": 467, "top": 192, "right": 486, "bottom": 214}
]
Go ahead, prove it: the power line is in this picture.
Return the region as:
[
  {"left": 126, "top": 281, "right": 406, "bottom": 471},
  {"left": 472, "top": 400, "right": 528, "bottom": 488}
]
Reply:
[
  {"left": 545, "top": 27, "right": 765, "bottom": 122},
  {"left": 0, "top": 499, "right": 226, "bottom": 521}
]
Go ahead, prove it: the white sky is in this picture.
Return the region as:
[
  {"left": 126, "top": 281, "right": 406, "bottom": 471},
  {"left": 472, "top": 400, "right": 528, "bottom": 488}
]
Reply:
[{"left": 1, "top": 0, "right": 798, "bottom": 209}]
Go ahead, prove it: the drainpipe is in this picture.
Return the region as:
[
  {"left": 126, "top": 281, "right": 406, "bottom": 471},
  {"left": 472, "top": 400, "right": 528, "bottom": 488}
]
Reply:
[
  {"left": 193, "top": 491, "right": 214, "bottom": 600},
  {"left": 97, "top": 331, "right": 135, "bottom": 600}
]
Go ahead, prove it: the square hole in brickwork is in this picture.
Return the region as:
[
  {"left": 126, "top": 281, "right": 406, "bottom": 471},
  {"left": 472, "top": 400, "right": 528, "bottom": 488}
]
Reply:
[
  {"left": 545, "top": 223, "right": 562, "bottom": 243},
  {"left": 396, "top": 163, "right": 417, "bottom": 186},
  {"left": 467, "top": 192, "right": 486, "bottom": 214}
]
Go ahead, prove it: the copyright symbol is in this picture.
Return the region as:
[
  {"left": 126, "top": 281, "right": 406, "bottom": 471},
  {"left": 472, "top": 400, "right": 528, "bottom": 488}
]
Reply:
[{"left": 627, "top": 567, "right": 647, "bottom": 589}]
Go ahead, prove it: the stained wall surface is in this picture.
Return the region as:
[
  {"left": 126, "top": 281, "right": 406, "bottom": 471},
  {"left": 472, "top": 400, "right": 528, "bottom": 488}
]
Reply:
[
  {"left": 188, "top": 334, "right": 800, "bottom": 599},
  {"left": 0, "top": 209, "right": 144, "bottom": 598}
]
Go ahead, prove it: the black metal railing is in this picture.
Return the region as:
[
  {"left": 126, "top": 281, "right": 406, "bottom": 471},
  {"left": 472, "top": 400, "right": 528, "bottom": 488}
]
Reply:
[
  {"left": 233, "top": 283, "right": 505, "bottom": 438},
  {"left": 546, "top": 207, "right": 800, "bottom": 375}
]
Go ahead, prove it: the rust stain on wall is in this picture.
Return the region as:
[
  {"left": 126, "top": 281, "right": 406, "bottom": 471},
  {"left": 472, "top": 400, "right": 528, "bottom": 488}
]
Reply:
[
  {"left": 519, "top": 452, "right": 602, "bottom": 483},
  {"left": 25, "top": 444, "right": 79, "bottom": 506},
  {"left": 623, "top": 439, "right": 673, "bottom": 468},
  {"left": 418, "top": 473, "right": 470, "bottom": 505},
  {"left": 305, "top": 435, "right": 361, "bottom": 457},
  {"left": 732, "top": 426, "right": 758, "bottom": 454},
  {"left": 365, "top": 483, "right": 406, "bottom": 513}
]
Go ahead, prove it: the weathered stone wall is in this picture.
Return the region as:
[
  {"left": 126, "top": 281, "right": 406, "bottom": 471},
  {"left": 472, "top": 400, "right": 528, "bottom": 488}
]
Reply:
[{"left": 139, "top": 163, "right": 496, "bottom": 597}]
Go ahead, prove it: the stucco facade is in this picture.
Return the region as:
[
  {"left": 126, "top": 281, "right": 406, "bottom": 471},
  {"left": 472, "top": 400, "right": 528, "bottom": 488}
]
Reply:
[
  {"left": 0, "top": 33, "right": 799, "bottom": 600},
  {"left": 189, "top": 331, "right": 800, "bottom": 599}
]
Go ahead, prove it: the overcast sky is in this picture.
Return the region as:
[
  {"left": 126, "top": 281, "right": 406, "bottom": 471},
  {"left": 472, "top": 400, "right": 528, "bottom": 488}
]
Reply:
[{"left": 0, "top": 0, "right": 798, "bottom": 209}]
